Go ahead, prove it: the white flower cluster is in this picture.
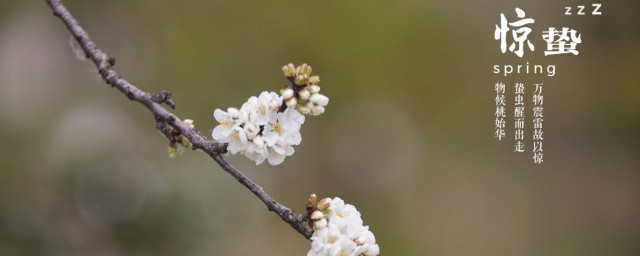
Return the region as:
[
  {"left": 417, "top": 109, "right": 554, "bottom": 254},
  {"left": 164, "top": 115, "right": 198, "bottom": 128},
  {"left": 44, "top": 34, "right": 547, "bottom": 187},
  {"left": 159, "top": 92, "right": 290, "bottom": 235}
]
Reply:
[
  {"left": 212, "top": 92, "right": 304, "bottom": 165},
  {"left": 212, "top": 63, "right": 328, "bottom": 165},
  {"left": 307, "top": 197, "right": 380, "bottom": 256}
]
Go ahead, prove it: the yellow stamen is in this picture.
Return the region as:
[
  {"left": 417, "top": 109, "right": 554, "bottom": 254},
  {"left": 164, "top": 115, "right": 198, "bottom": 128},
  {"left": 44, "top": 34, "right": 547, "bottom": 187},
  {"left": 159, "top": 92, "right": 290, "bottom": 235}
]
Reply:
[{"left": 274, "top": 122, "right": 283, "bottom": 135}]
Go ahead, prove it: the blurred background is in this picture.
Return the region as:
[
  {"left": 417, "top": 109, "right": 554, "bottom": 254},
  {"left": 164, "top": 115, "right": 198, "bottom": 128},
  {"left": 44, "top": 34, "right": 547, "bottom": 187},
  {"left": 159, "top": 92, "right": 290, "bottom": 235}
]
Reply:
[{"left": 1, "top": 0, "right": 639, "bottom": 255}]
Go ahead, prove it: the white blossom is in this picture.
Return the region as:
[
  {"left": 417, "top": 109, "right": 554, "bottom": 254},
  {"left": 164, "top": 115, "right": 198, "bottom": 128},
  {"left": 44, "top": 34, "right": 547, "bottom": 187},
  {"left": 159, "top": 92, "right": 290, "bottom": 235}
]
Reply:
[
  {"left": 308, "top": 197, "right": 380, "bottom": 256},
  {"left": 241, "top": 91, "right": 282, "bottom": 126},
  {"left": 225, "top": 126, "right": 248, "bottom": 154},
  {"left": 211, "top": 109, "right": 238, "bottom": 141},
  {"left": 212, "top": 91, "right": 305, "bottom": 165},
  {"left": 262, "top": 108, "right": 304, "bottom": 165}
]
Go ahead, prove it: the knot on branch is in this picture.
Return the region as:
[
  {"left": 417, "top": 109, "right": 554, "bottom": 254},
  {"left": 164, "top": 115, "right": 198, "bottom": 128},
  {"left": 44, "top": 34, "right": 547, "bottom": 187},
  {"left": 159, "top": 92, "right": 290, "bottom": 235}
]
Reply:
[
  {"left": 155, "top": 119, "right": 173, "bottom": 140},
  {"left": 96, "top": 52, "right": 115, "bottom": 71},
  {"left": 214, "top": 142, "right": 228, "bottom": 154},
  {"left": 152, "top": 90, "right": 176, "bottom": 109},
  {"left": 107, "top": 54, "right": 116, "bottom": 66}
]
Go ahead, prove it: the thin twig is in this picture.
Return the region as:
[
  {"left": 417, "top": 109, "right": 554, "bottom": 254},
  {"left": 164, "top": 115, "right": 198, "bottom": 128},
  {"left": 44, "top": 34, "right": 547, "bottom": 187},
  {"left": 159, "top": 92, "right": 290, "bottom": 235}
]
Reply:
[{"left": 43, "top": 0, "right": 313, "bottom": 239}]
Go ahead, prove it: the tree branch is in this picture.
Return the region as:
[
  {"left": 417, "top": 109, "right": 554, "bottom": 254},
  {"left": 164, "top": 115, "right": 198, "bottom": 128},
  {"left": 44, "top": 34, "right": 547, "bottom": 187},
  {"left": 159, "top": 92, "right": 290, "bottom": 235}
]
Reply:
[{"left": 43, "top": 0, "right": 313, "bottom": 239}]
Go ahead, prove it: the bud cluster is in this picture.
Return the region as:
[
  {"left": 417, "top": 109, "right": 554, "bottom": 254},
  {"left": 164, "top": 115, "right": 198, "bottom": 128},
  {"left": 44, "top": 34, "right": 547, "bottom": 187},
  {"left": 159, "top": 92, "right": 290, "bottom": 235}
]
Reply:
[
  {"left": 306, "top": 194, "right": 380, "bottom": 256},
  {"left": 281, "top": 63, "right": 329, "bottom": 116},
  {"left": 168, "top": 119, "right": 194, "bottom": 158}
]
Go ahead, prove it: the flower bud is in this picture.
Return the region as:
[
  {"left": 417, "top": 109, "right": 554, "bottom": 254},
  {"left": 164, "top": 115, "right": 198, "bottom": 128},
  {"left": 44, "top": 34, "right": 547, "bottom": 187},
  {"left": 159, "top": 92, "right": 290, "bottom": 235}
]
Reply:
[
  {"left": 311, "top": 106, "right": 325, "bottom": 116},
  {"left": 304, "top": 65, "right": 312, "bottom": 76},
  {"left": 307, "top": 194, "right": 318, "bottom": 208},
  {"left": 308, "top": 75, "right": 320, "bottom": 85},
  {"left": 286, "top": 98, "right": 298, "bottom": 108},
  {"left": 297, "top": 63, "right": 312, "bottom": 76},
  {"left": 317, "top": 198, "right": 332, "bottom": 212},
  {"left": 282, "top": 63, "right": 296, "bottom": 77},
  {"left": 299, "top": 89, "right": 311, "bottom": 101},
  {"left": 308, "top": 85, "right": 321, "bottom": 94},
  {"left": 168, "top": 146, "right": 177, "bottom": 159},
  {"left": 313, "top": 218, "right": 327, "bottom": 229},
  {"left": 281, "top": 88, "right": 294, "bottom": 100},
  {"left": 298, "top": 105, "right": 311, "bottom": 115},
  {"left": 364, "top": 245, "right": 380, "bottom": 256},
  {"left": 295, "top": 74, "right": 308, "bottom": 86},
  {"left": 181, "top": 137, "right": 192, "bottom": 148},
  {"left": 183, "top": 119, "right": 194, "bottom": 128},
  {"left": 310, "top": 210, "right": 324, "bottom": 220},
  {"left": 310, "top": 94, "right": 329, "bottom": 106}
]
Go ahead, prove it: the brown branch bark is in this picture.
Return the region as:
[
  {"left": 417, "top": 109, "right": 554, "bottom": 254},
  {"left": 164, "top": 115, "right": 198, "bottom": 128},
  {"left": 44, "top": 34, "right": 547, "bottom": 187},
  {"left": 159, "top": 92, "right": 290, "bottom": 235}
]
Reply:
[{"left": 43, "top": 0, "right": 313, "bottom": 239}]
